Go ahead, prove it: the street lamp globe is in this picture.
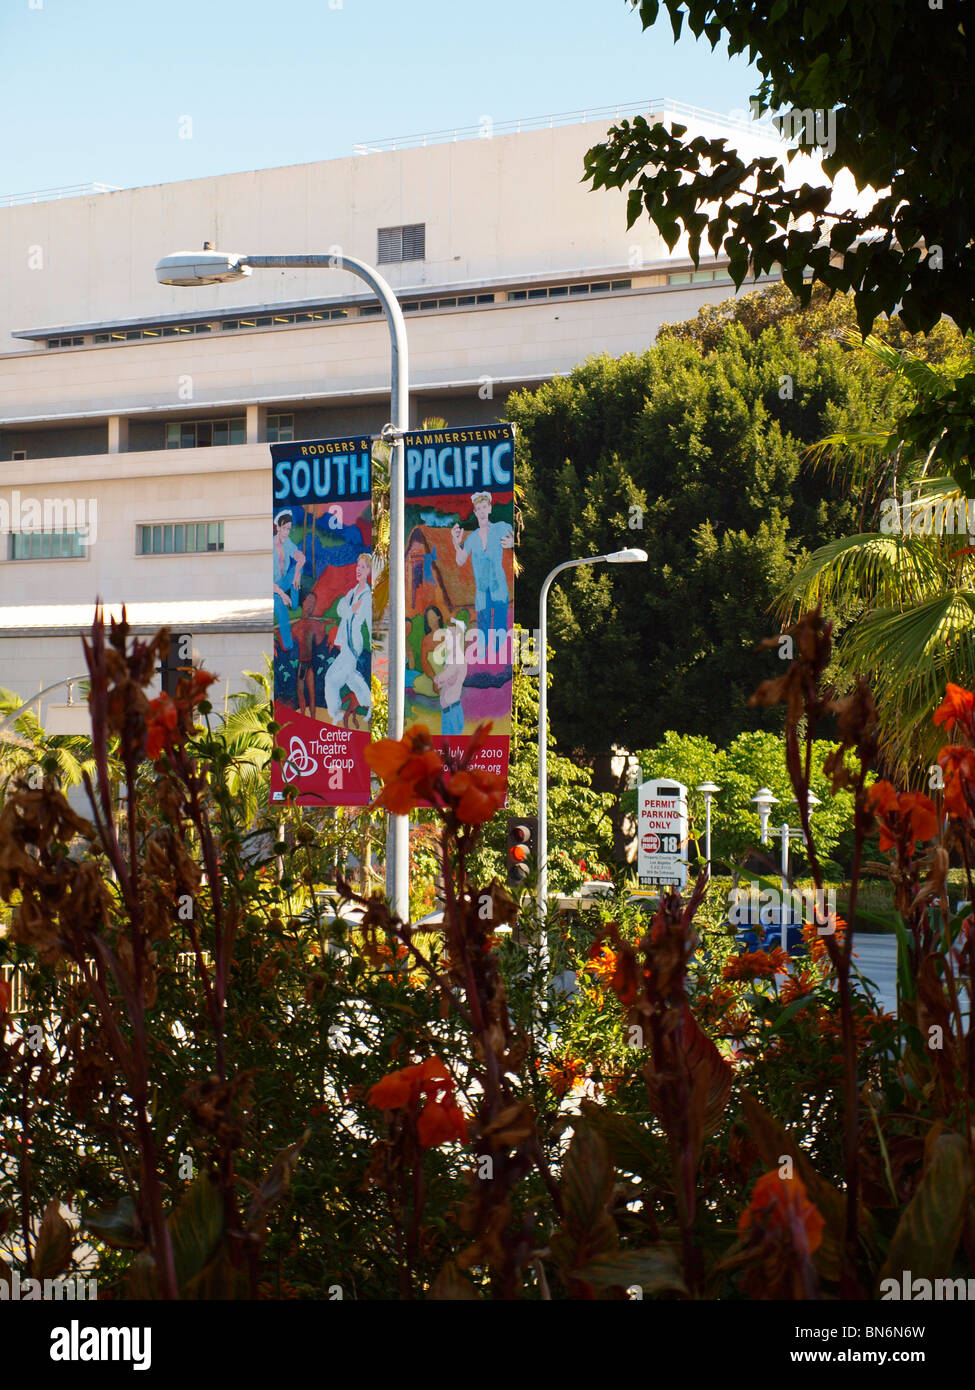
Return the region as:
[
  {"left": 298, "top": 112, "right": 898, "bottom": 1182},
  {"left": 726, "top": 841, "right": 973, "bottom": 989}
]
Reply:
[
  {"left": 605, "top": 548, "right": 649, "bottom": 563},
  {"left": 155, "top": 249, "right": 251, "bottom": 286}
]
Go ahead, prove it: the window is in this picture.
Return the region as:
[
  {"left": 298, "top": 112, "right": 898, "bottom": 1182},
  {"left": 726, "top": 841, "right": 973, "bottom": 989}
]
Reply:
[
  {"left": 165, "top": 417, "right": 246, "bottom": 449},
  {"left": 11, "top": 449, "right": 26, "bottom": 461},
  {"left": 45, "top": 336, "right": 84, "bottom": 348},
  {"left": 9, "top": 530, "right": 86, "bottom": 560},
  {"left": 377, "top": 223, "right": 425, "bottom": 264},
  {"left": 137, "top": 522, "right": 225, "bottom": 555},
  {"left": 266, "top": 413, "right": 294, "bottom": 444}
]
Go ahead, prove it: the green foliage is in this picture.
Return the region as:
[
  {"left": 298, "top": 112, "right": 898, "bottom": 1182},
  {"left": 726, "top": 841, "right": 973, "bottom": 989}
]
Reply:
[
  {"left": 466, "top": 653, "right": 615, "bottom": 893},
  {"left": 778, "top": 333, "right": 975, "bottom": 773},
  {"left": 630, "top": 728, "right": 859, "bottom": 872},
  {"left": 586, "top": 1, "right": 974, "bottom": 333},
  {"left": 506, "top": 290, "right": 945, "bottom": 757}
]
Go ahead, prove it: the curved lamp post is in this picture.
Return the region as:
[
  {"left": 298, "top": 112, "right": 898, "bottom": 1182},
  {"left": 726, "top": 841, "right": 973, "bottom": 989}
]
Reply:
[
  {"left": 155, "top": 247, "right": 410, "bottom": 920},
  {"left": 536, "top": 548, "right": 648, "bottom": 957}
]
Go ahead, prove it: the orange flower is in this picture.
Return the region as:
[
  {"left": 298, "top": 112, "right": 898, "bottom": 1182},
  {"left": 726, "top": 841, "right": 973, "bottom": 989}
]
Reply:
[
  {"left": 367, "top": 1070, "right": 413, "bottom": 1109},
  {"left": 367, "top": 1055, "right": 467, "bottom": 1148},
  {"left": 723, "top": 947, "right": 788, "bottom": 982},
  {"left": 867, "top": 782, "right": 939, "bottom": 855},
  {"left": 780, "top": 968, "right": 817, "bottom": 1004},
  {"left": 938, "top": 744, "right": 975, "bottom": 818},
  {"left": 365, "top": 725, "right": 444, "bottom": 815},
  {"left": 933, "top": 683, "right": 975, "bottom": 736},
  {"left": 145, "top": 693, "right": 179, "bottom": 760},
  {"left": 545, "top": 1054, "right": 586, "bottom": 1100},
  {"left": 738, "top": 1171, "right": 824, "bottom": 1253},
  {"left": 444, "top": 767, "right": 506, "bottom": 824},
  {"left": 416, "top": 1099, "right": 468, "bottom": 1147},
  {"left": 585, "top": 943, "right": 619, "bottom": 986},
  {"left": 145, "top": 669, "right": 217, "bottom": 760}
]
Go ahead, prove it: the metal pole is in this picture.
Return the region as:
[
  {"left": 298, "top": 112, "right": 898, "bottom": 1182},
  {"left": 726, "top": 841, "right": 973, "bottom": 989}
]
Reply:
[
  {"left": 780, "top": 822, "right": 790, "bottom": 953},
  {"left": 537, "top": 556, "right": 609, "bottom": 942},
  {"left": 244, "top": 253, "right": 410, "bottom": 921},
  {"left": 704, "top": 795, "right": 712, "bottom": 880}
]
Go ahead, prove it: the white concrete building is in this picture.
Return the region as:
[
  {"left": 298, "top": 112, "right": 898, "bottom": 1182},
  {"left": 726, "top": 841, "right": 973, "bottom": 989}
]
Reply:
[{"left": 0, "top": 102, "right": 784, "bottom": 716}]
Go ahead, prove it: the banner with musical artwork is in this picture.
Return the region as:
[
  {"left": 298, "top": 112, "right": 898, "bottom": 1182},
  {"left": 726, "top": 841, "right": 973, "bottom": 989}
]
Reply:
[
  {"left": 404, "top": 422, "right": 515, "bottom": 792},
  {"left": 270, "top": 436, "right": 373, "bottom": 806}
]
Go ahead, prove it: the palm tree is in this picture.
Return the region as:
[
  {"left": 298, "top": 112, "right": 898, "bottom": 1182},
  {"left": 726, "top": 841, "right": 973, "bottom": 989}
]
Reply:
[
  {"left": 0, "top": 686, "right": 101, "bottom": 794},
  {"left": 778, "top": 334, "right": 975, "bottom": 776}
]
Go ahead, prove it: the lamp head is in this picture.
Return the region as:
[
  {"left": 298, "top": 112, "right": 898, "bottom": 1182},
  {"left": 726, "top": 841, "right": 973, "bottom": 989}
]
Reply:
[
  {"left": 697, "top": 782, "right": 721, "bottom": 796},
  {"left": 155, "top": 248, "right": 251, "bottom": 286},
  {"left": 605, "top": 548, "right": 649, "bottom": 564},
  {"left": 751, "top": 787, "right": 778, "bottom": 812}
]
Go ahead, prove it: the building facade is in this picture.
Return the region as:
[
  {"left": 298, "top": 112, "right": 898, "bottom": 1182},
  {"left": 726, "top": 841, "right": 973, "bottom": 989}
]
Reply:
[{"left": 0, "top": 102, "right": 783, "bottom": 716}]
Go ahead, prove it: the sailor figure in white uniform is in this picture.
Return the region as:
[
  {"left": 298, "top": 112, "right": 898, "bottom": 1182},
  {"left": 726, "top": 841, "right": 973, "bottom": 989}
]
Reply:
[{"left": 325, "top": 551, "right": 373, "bottom": 724}]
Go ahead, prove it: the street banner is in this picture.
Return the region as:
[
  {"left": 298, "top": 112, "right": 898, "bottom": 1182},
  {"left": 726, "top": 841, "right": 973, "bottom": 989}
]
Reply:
[
  {"left": 637, "top": 779, "right": 689, "bottom": 888},
  {"left": 404, "top": 422, "right": 515, "bottom": 791},
  {"left": 270, "top": 436, "right": 373, "bottom": 806}
]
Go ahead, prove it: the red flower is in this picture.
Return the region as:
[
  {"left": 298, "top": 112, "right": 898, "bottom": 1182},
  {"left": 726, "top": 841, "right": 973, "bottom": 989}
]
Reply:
[
  {"left": 416, "top": 1099, "right": 468, "bottom": 1147},
  {"left": 364, "top": 725, "right": 444, "bottom": 814},
  {"left": 145, "top": 693, "right": 179, "bottom": 760},
  {"left": 938, "top": 744, "right": 975, "bottom": 819},
  {"left": 739, "top": 1171, "right": 825, "bottom": 1253},
  {"left": 443, "top": 767, "right": 506, "bottom": 824},
  {"left": 367, "top": 1056, "right": 467, "bottom": 1149},
  {"left": 145, "top": 668, "right": 217, "bottom": 760},
  {"left": 933, "top": 684, "right": 975, "bottom": 737},
  {"left": 866, "top": 781, "right": 939, "bottom": 855}
]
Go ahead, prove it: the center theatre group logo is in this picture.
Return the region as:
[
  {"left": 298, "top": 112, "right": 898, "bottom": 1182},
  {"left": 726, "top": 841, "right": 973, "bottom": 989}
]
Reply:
[{"left": 282, "top": 733, "right": 318, "bottom": 782}]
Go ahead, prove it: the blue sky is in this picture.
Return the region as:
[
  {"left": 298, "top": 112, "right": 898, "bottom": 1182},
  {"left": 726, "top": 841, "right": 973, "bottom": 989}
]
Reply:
[{"left": 0, "top": 0, "right": 756, "bottom": 197}]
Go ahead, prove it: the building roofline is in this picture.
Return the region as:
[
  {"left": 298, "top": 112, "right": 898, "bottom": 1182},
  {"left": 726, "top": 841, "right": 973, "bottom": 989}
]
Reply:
[
  {"left": 0, "top": 100, "right": 783, "bottom": 208},
  {"left": 9, "top": 257, "right": 707, "bottom": 340}
]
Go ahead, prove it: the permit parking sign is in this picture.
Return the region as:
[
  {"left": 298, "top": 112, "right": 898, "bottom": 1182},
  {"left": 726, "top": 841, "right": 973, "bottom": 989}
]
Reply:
[{"left": 637, "top": 779, "right": 688, "bottom": 889}]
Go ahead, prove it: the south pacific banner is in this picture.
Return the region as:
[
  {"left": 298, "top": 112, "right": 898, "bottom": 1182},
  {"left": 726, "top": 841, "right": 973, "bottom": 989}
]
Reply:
[
  {"left": 270, "top": 435, "right": 373, "bottom": 806},
  {"left": 404, "top": 422, "right": 515, "bottom": 792}
]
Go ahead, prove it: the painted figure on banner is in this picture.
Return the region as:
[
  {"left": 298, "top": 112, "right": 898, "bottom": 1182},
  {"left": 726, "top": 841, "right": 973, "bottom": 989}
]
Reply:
[
  {"left": 324, "top": 550, "right": 372, "bottom": 727},
  {"left": 450, "top": 491, "right": 514, "bottom": 652},
  {"left": 270, "top": 437, "right": 373, "bottom": 806},
  {"left": 273, "top": 510, "right": 305, "bottom": 651},
  {"left": 404, "top": 422, "right": 515, "bottom": 793}
]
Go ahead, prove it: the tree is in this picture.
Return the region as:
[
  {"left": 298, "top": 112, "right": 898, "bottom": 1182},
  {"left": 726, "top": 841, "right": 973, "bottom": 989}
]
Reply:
[
  {"left": 467, "top": 650, "right": 616, "bottom": 893},
  {"left": 584, "top": 1, "right": 974, "bottom": 333},
  {"left": 631, "top": 728, "right": 856, "bottom": 875},
  {"left": 507, "top": 291, "right": 921, "bottom": 758},
  {"left": 779, "top": 333, "right": 975, "bottom": 774}
]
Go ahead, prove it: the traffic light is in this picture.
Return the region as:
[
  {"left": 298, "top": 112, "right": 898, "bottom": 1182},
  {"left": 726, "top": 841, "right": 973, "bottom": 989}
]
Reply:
[
  {"left": 506, "top": 814, "right": 538, "bottom": 890},
  {"left": 159, "top": 633, "right": 194, "bottom": 696}
]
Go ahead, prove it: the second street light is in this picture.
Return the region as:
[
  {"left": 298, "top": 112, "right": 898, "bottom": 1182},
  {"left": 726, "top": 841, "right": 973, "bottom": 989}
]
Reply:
[
  {"left": 155, "top": 247, "right": 411, "bottom": 920},
  {"left": 536, "top": 548, "right": 648, "bottom": 945}
]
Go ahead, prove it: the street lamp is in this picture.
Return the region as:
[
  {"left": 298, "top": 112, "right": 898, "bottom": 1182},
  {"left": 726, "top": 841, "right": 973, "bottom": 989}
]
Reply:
[
  {"left": 751, "top": 787, "right": 778, "bottom": 845},
  {"left": 537, "top": 548, "right": 648, "bottom": 948},
  {"left": 772, "top": 793, "right": 821, "bottom": 952},
  {"left": 696, "top": 782, "right": 720, "bottom": 879},
  {"left": 155, "top": 246, "right": 410, "bottom": 920}
]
